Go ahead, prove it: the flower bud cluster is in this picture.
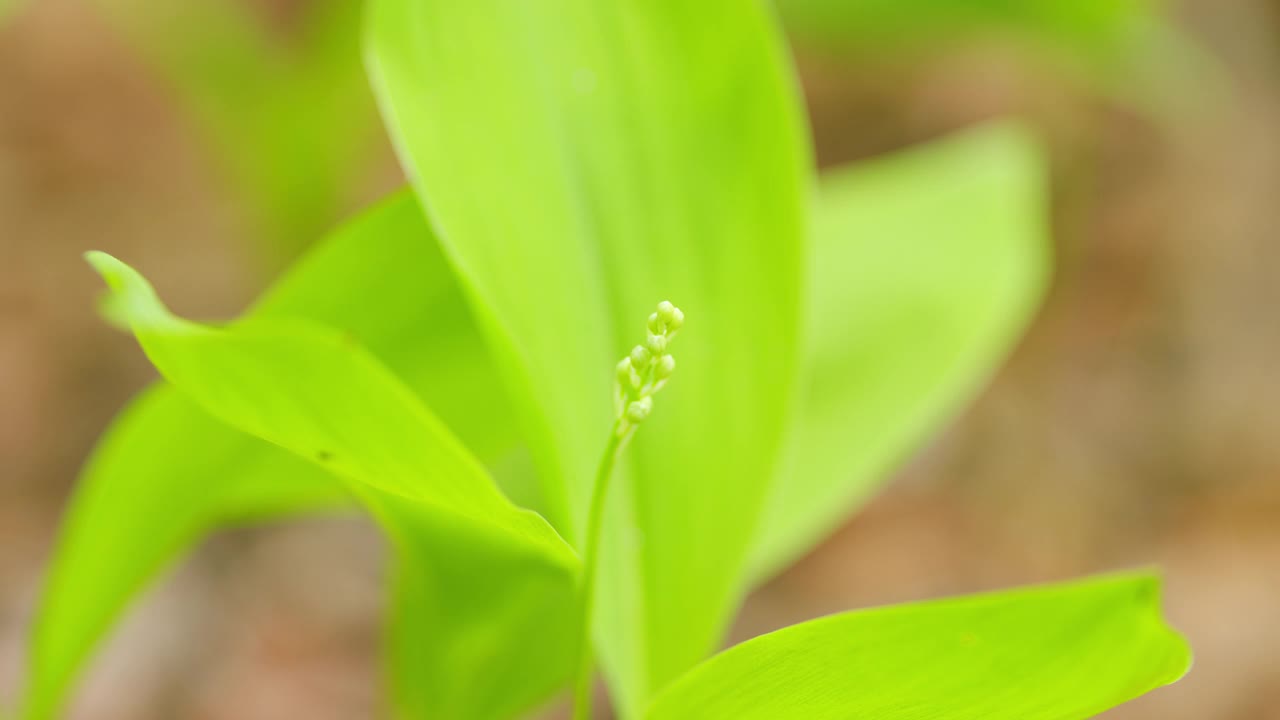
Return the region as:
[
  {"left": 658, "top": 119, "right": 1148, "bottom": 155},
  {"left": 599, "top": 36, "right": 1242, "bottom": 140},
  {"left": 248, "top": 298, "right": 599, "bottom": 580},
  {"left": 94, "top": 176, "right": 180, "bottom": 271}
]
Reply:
[{"left": 614, "top": 300, "right": 683, "bottom": 434}]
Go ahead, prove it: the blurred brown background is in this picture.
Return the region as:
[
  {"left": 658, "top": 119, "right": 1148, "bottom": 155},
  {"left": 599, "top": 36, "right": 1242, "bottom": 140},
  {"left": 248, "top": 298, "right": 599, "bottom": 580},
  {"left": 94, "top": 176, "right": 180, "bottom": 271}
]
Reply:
[{"left": 1, "top": 0, "right": 1277, "bottom": 718}]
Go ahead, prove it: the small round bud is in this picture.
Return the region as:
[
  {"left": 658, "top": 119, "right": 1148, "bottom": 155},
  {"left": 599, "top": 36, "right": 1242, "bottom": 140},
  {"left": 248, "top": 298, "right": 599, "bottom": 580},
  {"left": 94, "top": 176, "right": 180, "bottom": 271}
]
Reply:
[
  {"left": 667, "top": 307, "right": 684, "bottom": 331},
  {"left": 646, "top": 333, "right": 667, "bottom": 355},
  {"left": 625, "top": 396, "right": 653, "bottom": 424},
  {"left": 654, "top": 354, "right": 676, "bottom": 380},
  {"left": 630, "top": 345, "right": 652, "bottom": 370},
  {"left": 657, "top": 301, "right": 677, "bottom": 324},
  {"left": 615, "top": 358, "right": 633, "bottom": 383},
  {"left": 647, "top": 312, "right": 665, "bottom": 335}
]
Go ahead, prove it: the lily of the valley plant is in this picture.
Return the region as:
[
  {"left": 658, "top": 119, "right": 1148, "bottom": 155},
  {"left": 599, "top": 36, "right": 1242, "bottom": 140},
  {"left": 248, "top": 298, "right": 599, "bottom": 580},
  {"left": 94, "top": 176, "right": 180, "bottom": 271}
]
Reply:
[{"left": 14, "top": 1, "right": 1189, "bottom": 719}]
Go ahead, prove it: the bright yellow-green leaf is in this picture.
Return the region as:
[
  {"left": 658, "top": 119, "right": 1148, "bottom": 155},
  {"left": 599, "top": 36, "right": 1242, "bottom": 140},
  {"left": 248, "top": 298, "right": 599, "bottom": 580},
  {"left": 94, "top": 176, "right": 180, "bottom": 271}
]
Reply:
[
  {"left": 368, "top": 2, "right": 811, "bottom": 712},
  {"left": 369, "top": 492, "right": 580, "bottom": 720},
  {"left": 22, "top": 194, "right": 533, "bottom": 720},
  {"left": 84, "top": 252, "right": 581, "bottom": 718},
  {"left": 647, "top": 572, "right": 1191, "bottom": 720},
  {"left": 21, "top": 388, "right": 344, "bottom": 720},
  {"left": 750, "top": 122, "right": 1051, "bottom": 580}
]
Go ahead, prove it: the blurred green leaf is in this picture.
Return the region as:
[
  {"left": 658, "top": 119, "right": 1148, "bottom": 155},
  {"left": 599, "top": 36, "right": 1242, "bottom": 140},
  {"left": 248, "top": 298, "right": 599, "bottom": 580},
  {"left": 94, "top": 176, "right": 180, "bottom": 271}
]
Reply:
[
  {"left": 777, "top": 0, "right": 1157, "bottom": 52},
  {"left": 84, "top": 251, "right": 580, "bottom": 719},
  {"left": 750, "top": 122, "right": 1050, "bottom": 580},
  {"left": 775, "top": 0, "right": 1219, "bottom": 118},
  {"left": 0, "top": 0, "right": 21, "bottom": 25},
  {"left": 368, "top": 1, "right": 811, "bottom": 712},
  {"left": 95, "top": 0, "right": 381, "bottom": 261},
  {"left": 22, "top": 193, "right": 531, "bottom": 720},
  {"left": 21, "top": 388, "right": 344, "bottom": 720},
  {"left": 647, "top": 572, "right": 1191, "bottom": 719}
]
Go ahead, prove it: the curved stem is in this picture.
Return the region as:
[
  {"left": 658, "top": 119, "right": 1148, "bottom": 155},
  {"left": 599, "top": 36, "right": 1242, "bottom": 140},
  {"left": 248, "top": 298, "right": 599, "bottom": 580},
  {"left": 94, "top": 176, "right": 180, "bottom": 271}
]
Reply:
[{"left": 572, "top": 421, "right": 628, "bottom": 720}]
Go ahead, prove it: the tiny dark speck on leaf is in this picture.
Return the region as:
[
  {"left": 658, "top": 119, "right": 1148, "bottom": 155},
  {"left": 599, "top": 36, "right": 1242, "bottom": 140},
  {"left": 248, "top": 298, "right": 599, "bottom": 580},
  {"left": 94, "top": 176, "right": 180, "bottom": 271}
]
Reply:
[{"left": 316, "top": 450, "right": 334, "bottom": 462}]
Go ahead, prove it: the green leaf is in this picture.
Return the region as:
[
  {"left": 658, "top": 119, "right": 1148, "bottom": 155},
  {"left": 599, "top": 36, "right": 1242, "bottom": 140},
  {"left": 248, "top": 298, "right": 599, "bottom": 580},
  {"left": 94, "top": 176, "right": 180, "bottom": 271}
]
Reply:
[
  {"left": 774, "top": 0, "right": 1219, "bottom": 120},
  {"left": 21, "top": 388, "right": 343, "bottom": 720},
  {"left": 776, "top": 0, "right": 1159, "bottom": 52},
  {"left": 647, "top": 572, "right": 1191, "bottom": 719},
  {"left": 22, "top": 193, "right": 531, "bottom": 720},
  {"left": 749, "top": 122, "right": 1051, "bottom": 580},
  {"left": 368, "top": 2, "right": 811, "bottom": 712},
  {"left": 0, "top": 0, "right": 22, "bottom": 25},
  {"left": 370, "top": 493, "right": 579, "bottom": 720},
  {"left": 83, "top": 250, "right": 581, "bottom": 719}
]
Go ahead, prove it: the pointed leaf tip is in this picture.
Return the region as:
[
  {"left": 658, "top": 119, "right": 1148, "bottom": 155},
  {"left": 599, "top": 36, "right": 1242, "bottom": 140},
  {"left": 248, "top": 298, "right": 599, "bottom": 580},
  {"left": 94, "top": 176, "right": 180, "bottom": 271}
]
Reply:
[
  {"left": 646, "top": 571, "right": 1191, "bottom": 720},
  {"left": 84, "top": 250, "right": 128, "bottom": 287}
]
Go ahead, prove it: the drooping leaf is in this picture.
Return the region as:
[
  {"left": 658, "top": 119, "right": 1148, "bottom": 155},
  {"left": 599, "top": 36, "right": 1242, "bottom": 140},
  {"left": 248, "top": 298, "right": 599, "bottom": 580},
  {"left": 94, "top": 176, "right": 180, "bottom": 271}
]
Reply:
[
  {"left": 749, "top": 122, "right": 1050, "bottom": 580},
  {"left": 647, "top": 572, "right": 1191, "bottom": 719},
  {"left": 368, "top": 2, "right": 811, "bottom": 712},
  {"left": 22, "top": 194, "right": 530, "bottom": 720},
  {"left": 84, "top": 252, "right": 581, "bottom": 718}
]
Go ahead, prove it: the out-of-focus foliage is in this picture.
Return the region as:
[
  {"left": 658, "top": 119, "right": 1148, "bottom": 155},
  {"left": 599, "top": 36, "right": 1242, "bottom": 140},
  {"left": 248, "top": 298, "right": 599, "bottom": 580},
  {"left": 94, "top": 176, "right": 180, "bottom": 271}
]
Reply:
[
  {"left": 647, "top": 573, "right": 1190, "bottom": 719},
  {"left": 777, "top": 0, "right": 1220, "bottom": 117},
  {"left": 0, "top": 0, "right": 21, "bottom": 25},
  {"left": 749, "top": 122, "right": 1050, "bottom": 581},
  {"left": 780, "top": 0, "right": 1161, "bottom": 53},
  {"left": 93, "top": 0, "right": 382, "bottom": 263}
]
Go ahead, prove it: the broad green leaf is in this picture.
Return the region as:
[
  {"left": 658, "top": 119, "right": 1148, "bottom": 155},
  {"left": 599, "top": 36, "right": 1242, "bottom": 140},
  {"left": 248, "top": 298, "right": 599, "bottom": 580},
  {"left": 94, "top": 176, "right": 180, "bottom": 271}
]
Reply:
[
  {"left": 369, "top": 2, "right": 810, "bottom": 712},
  {"left": 749, "top": 122, "right": 1050, "bottom": 580},
  {"left": 95, "top": 0, "right": 380, "bottom": 260},
  {"left": 647, "top": 572, "right": 1191, "bottom": 719},
  {"left": 83, "top": 252, "right": 580, "bottom": 719},
  {"left": 22, "top": 193, "right": 529, "bottom": 720}
]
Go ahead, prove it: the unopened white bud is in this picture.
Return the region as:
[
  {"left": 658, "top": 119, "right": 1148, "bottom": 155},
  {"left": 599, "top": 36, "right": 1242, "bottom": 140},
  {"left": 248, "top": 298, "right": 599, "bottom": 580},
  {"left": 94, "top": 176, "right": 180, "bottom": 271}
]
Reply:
[
  {"left": 647, "top": 312, "right": 665, "bottom": 335},
  {"left": 646, "top": 333, "right": 667, "bottom": 355},
  {"left": 654, "top": 354, "right": 676, "bottom": 380},
  {"left": 630, "top": 345, "right": 652, "bottom": 370},
  {"left": 611, "top": 301, "right": 683, "bottom": 425},
  {"left": 667, "top": 307, "right": 684, "bottom": 331},
  {"left": 625, "top": 396, "right": 653, "bottom": 424}
]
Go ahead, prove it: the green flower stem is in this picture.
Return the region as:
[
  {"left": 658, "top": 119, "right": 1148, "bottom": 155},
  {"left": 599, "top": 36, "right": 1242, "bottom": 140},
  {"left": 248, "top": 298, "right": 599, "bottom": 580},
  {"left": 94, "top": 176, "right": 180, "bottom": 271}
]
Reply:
[
  {"left": 573, "top": 419, "right": 630, "bottom": 720},
  {"left": 572, "top": 300, "right": 682, "bottom": 719}
]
